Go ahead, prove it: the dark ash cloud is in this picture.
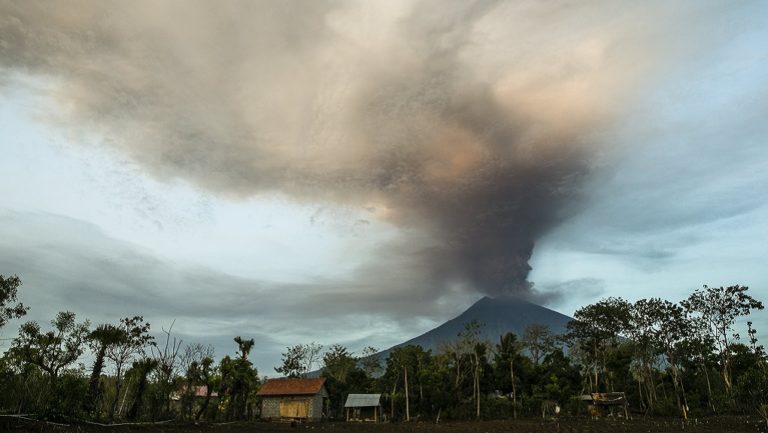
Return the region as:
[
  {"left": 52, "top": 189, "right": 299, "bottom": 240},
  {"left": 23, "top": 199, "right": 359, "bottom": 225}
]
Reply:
[{"left": 0, "top": 0, "right": 718, "bottom": 297}]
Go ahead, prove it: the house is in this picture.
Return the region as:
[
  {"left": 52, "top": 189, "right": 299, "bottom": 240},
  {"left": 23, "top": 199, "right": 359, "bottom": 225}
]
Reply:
[
  {"left": 344, "top": 394, "right": 382, "bottom": 422},
  {"left": 256, "top": 378, "right": 328, "bottom": 421}
]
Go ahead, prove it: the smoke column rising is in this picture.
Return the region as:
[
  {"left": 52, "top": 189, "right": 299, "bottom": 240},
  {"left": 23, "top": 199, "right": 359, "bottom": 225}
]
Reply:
[{"left": 0, "top": 0, "right": 708, "bottom": 297}]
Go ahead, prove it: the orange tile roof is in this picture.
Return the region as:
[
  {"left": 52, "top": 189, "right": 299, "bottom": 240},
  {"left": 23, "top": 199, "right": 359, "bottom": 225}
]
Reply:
[{"left": 256, "top": 378, "right": 327, "bottom": 396}]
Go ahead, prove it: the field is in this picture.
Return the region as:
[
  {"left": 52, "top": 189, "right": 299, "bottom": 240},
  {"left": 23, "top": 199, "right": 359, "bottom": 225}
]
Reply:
[{"left": 3, "top": 417, "right": 767, "bottom": 433}]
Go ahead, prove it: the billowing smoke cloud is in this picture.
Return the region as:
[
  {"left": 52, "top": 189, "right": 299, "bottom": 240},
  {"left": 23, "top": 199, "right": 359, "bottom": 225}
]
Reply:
[{"left": 0, "top": 0, "right": 709, "bottom": 296}]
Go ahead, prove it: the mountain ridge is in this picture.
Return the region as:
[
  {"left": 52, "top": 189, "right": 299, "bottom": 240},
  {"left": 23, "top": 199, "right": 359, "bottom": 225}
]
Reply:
[{"left": 376, "top": 295, "right": 573, "bottom": 359}]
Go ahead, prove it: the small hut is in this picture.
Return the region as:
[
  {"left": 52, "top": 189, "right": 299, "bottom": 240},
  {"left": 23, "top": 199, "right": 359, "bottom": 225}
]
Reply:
[
  {"left": 579, "top": 392, "right": 630, "bottom": 419},
  {"left": 257, "top": 378, "right": 328, "bottom": 421},
  {"left": 344, "top": 394, "right": 382, "bottom": 422}
]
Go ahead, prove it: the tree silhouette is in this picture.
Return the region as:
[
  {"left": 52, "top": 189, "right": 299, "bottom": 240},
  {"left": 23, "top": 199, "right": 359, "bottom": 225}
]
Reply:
[{"left": 0, "top": 274, "right": 28, "bottom": 329}]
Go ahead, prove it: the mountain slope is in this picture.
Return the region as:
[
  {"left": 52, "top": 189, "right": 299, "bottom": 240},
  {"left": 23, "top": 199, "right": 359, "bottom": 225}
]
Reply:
[{"left": 379, "top": 295, "right": 573, "bottom": 358}]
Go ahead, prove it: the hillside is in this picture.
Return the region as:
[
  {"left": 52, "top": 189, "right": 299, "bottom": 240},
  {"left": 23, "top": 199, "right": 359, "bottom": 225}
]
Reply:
[{"left": 376, "top": 295, "right": 573, "bottom": 359}]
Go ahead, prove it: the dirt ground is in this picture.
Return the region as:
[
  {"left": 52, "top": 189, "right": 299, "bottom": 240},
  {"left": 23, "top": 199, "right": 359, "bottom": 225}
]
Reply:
[{"left": 3, "top": 417, "right": 767, "bottom": 433}]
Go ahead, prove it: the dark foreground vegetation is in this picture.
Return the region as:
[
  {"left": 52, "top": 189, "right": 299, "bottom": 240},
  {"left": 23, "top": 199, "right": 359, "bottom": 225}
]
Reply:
[
  {"left": 3, "top": 417, "right": 768, "bottom": 433},
  {"left": 1, "top": 273, "right": 767, "bottom": 430}
]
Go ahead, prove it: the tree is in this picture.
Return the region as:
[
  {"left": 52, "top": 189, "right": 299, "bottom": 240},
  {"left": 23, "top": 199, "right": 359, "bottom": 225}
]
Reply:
[
  {"left": 180, "top": 343, "right": 215, "bottom": 377},
  {"left": 565, "top": 297, "right": 631, "bottom": 393},
  {"left": 677, "top": 315, "right": 718, "bottom": 412},
  {"left": 682, "top": 285, "right": 764, "bottom": 397},
  {"left": 152, "top": 322, "right": 183, "bottom": 417},
  {"left": 8, "top": 311, "right": 90, "bottom": 414},
  {"left": 321, "top": 344, "right": 363, "bottom": 419},
  {"left": 304, "top": 342, "right": 324, "bottom": 374},
  {"left": 105, "top": 316, "right": 153, "bottom": 420},
  {"left": 193, "top": 356, "right": 215, "bottom": 421},
  {"left": 736, "top": 366, "right": 768, "bottom": 427},
  {"left": 10, "top": 311, "right": 90, "bottom": 385},
  {"left": 540, "top": 348, "right": 581, "bottom": 406},
  {"left": 84, "top": 324, "right": 124, "bottom": 416},
  {"left": 522, "top": 324, "right": 556, "bottom": 365},
  {"left": 647, "top": 299, "right": 690, "bottom": 417},
  {"left": 234, "top": 336, "right": 254, "bottom": 360},
  {"left": 179, "top": 343, "right": 214, "bottom": 420},
  {"left": 322, "top": 344, "right": 357, "bottom": 385},
  {"left": 0, "top": 274, "right": 28, "bottom": 329},
  {"left": 493, "top": 332, "right": 524, "bottom": 418},
  {"left": 126, "top": 357, "right": 158, "bottom": 420},
  {"left": 360, "top": 346, "right": 382, "bottom": 378},
  {"left": 625, "top": 298, "right": 664, "bottom": 413},
  {"left": 219, "top": 336, "right": 258, "bottom": 421},
  {"left": 457, "top": 320, "right": 488, "bottom": 419},
  {"left": 275, "top": 342, "right": 323, "bottom": 378},
  {"left": 385, "top": 345, "right": 433, "bottom": 421},
  {"left": 275, "top": 345, "right": 304, "bottom": 378}
]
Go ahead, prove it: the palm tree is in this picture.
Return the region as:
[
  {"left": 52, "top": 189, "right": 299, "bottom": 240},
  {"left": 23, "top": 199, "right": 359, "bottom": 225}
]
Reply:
[
  {"left": 127, "top": 357, "right": 159, "bottom": 420},
  {"left": 84, "top": 324, "right": 125, "bottom": 416}
]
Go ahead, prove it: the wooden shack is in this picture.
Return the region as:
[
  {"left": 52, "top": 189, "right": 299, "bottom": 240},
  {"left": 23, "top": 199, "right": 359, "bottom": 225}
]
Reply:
[
  {"left": 579, "top": 392, "right": 630, "bottom": 419},
  {"left": 344, "top": 394, "right": 382, "bottom": 422},
  {"left": 257, "top": 378, "right": 328, "bottom": 421}
]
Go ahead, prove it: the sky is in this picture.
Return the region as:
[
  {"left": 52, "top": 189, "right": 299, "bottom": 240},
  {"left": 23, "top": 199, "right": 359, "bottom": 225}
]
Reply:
[{"left": 1, "top": 0, "right": 767, "bottom": 374}]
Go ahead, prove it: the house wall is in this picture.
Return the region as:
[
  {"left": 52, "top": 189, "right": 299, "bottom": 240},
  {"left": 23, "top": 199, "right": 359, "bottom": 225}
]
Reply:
[
  {"left": 311, "top": 391, "right": 324, "bottom": 419},
  {"left": 261, "top": 394, "right": 325, "bottom": 421}
]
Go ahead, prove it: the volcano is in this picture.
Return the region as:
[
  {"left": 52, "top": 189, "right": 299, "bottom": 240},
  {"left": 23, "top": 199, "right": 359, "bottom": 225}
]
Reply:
[{"left": 377, "top": 295, "right": 573, "bottom": 359}]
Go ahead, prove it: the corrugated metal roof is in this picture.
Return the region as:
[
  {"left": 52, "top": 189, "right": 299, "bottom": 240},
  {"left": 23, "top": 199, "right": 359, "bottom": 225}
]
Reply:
[
  {"left": 344, "top": 394, "right": 381, "bottom": 407},
  {"left": 256, "top": 378, "right": 326, "bottom": 396}
]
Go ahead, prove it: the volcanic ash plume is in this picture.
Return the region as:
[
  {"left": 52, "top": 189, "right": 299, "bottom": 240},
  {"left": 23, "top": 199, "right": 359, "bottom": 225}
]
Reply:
[{"left": 0, "top": 0, "right": 692, "bottom": 296}]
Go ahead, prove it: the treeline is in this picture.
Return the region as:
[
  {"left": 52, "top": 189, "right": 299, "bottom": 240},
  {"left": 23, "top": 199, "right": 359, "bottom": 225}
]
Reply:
[{"left": 1, "top": 273, "right": 767, "bottom": 424}]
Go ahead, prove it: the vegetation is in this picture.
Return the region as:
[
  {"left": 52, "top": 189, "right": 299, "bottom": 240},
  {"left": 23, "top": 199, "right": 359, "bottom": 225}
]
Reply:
[{"left": 0, "top": 273, "right": 766, "bottom": 425}]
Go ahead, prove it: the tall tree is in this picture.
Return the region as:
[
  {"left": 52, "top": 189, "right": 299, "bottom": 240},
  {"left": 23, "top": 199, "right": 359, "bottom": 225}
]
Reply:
[
  {"left": 626, "top": 298, "right": 663, "bottom": 413},
  {"left": 648, "top": 299, "right": 691, "bottom": 417},
  {"left": 220, "top": 336, "right": 258, "bottom": 421},
  {"left": 385, "top": 345, "right": 432, "bottom": 421},
  {"left": 677, "top": 314, "right": 718, "bottom": 412},
  {"left": 565, "top": 297, "right": 631, "bottom": 393},
  {"left": 152, "top": 322, "right": 183, "bottom": 417},
  {"left": 179, "top": 343, "right": 214, "bottom": 420},
  {"left": 522, "top": 324, "right": 556, "bottom": 365},
  {"left": 457, "top": 320, "right": 488, "bottom": 419},
  {"left": 493, "top": 332, "right": 524, "bottom": 418},
  {"left": 126, "top": 357, "right": 158, "bottom": 420},
  {"left": 105, "top": 316, "right": 153, "bottom": 420},
  {"left": 682, "top": 285, "right": 764, "bottom": 397},
  {"left": 84, "top": 324, "right": 124, "bottom": 416},
  {"left": 194, "top": 356, "right": 216, "bottom": 421}
]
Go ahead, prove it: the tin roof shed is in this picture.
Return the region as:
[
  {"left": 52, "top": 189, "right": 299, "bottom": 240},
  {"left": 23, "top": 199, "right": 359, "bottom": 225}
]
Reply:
[
  {"left": 344, "top": 394, "right": 381, "bottom": 408},
  {"left": 344, "top": 394, "right": 382, "bottom": 422}
]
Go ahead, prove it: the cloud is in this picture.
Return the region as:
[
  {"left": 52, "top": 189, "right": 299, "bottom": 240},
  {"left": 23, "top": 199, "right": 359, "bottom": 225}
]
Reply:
[
  {"left": 0, "top": 0, "right": 725, "bottom": 298},
  {"left": 0, "top": 209, "right": 467, "bottom": 370},
  {"left": 535, "top": 278, "right": 606, "bottom": 304}
]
